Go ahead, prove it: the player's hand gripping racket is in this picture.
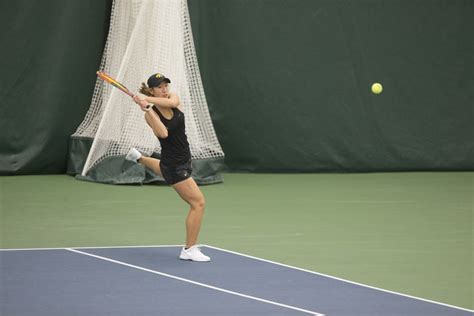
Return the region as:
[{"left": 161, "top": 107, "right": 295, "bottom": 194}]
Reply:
[{"left": 96, "top": 71, "right": 151, "bottom": 110}]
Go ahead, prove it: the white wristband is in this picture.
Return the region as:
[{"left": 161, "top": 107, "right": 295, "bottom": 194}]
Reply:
[{"left": 143, "top": 104, "right": 154, "bottom": 112}]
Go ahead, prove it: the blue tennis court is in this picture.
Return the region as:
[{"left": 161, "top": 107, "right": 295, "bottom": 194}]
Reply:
[{"left": 1, "top": 245, "right": 470, "bottom": 316}]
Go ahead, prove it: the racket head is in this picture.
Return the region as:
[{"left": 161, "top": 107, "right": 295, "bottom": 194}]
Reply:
[{"left": 96, "top": 71, "right": 134, "bottom": 97}]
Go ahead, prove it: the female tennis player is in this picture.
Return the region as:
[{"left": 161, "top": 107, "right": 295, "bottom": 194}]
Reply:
[{"left": 125, "top": 73, "right": 210, "bottom": 262}]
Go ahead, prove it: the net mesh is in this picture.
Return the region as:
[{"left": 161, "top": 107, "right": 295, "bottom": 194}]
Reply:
[{"left": 73, "top": 0, "right": 223, "bottom": 176}]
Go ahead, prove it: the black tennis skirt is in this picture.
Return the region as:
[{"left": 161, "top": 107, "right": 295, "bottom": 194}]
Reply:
[{"left": 160, "top": 159, "right": 192, "bottom": 185}]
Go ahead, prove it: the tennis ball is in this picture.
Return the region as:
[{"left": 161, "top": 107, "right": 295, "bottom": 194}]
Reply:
[{"left": 371, "top": 83, "right": 383, "bottom": 94}]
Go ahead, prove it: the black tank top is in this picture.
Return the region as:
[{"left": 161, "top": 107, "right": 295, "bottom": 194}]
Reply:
[{"left": 153, "top": 107, "right": 191, "bottom": 166}]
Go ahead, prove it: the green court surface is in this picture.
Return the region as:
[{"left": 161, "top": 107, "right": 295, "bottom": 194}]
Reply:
[{"left": 0, "top": 172, "right": 472, "bottom": 309}]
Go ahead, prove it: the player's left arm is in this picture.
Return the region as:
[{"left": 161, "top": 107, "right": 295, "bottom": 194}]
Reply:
[{"left": 144, "top": 93, "right": 180, "bottom": 109}]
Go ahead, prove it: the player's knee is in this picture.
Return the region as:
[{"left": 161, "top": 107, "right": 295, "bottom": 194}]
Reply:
[{"left": 192, "top": 196, "right": 205, "bottom": 211}]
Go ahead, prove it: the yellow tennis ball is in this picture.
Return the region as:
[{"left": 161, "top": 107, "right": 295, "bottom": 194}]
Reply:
[{"left": 371, "top": 83, "right": 383, "bottom": 94}]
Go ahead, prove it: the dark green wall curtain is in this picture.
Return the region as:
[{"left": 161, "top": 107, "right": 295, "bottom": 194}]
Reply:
[
  {"left": 1, "top": 0, "right": 472, "bottom": 175},
  {"left": 189, "top": 0, "right": 473, "bottom": 172},
  {"left": 0, "top": 0, "right": 111, "bottom": 174}
]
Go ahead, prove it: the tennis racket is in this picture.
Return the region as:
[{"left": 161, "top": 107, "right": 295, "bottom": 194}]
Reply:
[{"left": 96, "top": 71, "right": 151, "bottom": 110}]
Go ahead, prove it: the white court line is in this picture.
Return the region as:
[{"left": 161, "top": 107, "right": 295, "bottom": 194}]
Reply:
[
  {"left": 0, "top": 245, "right": 182, "bottom": 251},
  {"left": 204, "top": 245, "right": 473, "bottom": 313},
  {"left": 66, "top": 248, "right": 325, "bottom": 316}
]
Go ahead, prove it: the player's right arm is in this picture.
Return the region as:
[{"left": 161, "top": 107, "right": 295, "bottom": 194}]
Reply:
[
  {"left": 144, "top": 110, "right": 168, "bottom": 139},
  {"left": 134, "top": 96, "right": 168, "bottom": 138}
]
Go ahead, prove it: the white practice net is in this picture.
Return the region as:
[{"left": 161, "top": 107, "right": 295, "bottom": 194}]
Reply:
[{"left": 73, "top": 0, "right": 223, "bottom": 177}]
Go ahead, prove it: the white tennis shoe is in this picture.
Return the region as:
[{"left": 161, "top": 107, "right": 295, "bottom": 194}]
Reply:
[
  {"left": 125, "top": 147, "right": 142, "bottom": 163},
  {"left": 179, "top": 245, "right": 211, "bottom": 262}
]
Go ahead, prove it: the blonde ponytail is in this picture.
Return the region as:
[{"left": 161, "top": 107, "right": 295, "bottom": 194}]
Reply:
[{"left": 139, "top": 82, "right": 154, "bottom": 96}]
